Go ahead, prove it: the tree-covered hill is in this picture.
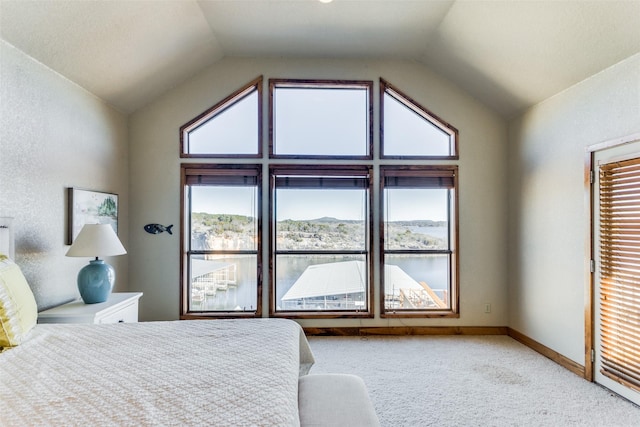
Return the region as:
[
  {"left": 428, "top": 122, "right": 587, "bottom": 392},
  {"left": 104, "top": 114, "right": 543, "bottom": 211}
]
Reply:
[{"left": 191, "top": 213, "right": 446, "bottom": 251}]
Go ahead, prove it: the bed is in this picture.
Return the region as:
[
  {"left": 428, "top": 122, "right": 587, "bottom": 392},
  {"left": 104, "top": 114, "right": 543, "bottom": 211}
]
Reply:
[
  {"left": 0, "top": 255, "right": 314, "bottom": 426},
  {"left": 0, "top": 255, "right": 379, "bottom": 427},
  {"left": 1, "top": 319, "right": 314, "bottom": 426}
]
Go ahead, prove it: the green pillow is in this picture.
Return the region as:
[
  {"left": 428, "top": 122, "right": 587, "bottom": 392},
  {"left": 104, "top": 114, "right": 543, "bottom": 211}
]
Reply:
[{"left": 0, "top": 254, "right": 38, "bottom": 349}]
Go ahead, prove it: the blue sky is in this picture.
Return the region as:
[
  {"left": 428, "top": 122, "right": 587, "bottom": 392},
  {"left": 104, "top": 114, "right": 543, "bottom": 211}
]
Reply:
[
  {"left": 275, "top": 88, "right": 367, "bottom": 156},
  {"left": 277, "top": 189, "right": 366, "bottom": 220},
  {"left": 385, "top": 189, "right": 447, "bottom": 222}
]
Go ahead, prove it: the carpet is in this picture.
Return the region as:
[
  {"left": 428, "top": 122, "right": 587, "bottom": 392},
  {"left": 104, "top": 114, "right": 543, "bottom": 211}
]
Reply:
[{"left": 306, "top": 335, "right": 640, "bottom": 426}]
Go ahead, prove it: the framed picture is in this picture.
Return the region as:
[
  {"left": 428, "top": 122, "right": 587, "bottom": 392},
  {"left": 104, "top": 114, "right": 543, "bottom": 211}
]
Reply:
[{"left": 67, "top": 188, "right": 119, "bottom": 244}]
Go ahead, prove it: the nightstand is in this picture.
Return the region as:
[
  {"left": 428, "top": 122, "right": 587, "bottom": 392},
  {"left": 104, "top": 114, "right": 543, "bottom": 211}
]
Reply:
[{"left": 38, "top": 292, "right": 143, "bottom": 324}]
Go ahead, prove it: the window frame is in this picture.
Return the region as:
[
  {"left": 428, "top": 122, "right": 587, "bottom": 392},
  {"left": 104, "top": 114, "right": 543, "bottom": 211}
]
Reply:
[
  {"left": 180, "top": 76, "right": 263, "bottom": 158},
  {"left": 269, "top": 165, "right": 374, "bottom": 318},
  {"left": 179, "top": 77, "right": 462, "bottom": 320},
  {"left": 380, "top": 78, "right": 459, "bottom": 160},
  {"left": 379, "top": 165, "right": 459, "bottom": 318},
  {"left": 180, "top": 163, "right": 262, "bottom": 319},
  {"left": 269, "top": 79, "right": 374, "bottom": 160}
]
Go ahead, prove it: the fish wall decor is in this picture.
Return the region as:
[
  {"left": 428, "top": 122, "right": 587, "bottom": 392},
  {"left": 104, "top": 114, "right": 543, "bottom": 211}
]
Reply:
[{"left": 144, "top": 224, "right": 173, "bottom": 235}]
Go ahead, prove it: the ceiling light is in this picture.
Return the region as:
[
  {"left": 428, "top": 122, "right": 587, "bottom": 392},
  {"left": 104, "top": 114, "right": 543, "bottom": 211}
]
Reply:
[{"left": 319, "top": 0, "right": 333, "bottom": 3}]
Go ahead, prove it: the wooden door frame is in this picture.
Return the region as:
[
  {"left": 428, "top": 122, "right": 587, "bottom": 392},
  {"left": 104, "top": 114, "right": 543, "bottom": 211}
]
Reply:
[{"left": 585, "top": 132, "right": 640, "bottom": 382}]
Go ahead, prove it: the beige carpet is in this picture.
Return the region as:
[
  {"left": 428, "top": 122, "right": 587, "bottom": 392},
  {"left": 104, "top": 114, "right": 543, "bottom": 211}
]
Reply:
[{"left": 307, "top": 335, "right": 640, "bottom": 426}]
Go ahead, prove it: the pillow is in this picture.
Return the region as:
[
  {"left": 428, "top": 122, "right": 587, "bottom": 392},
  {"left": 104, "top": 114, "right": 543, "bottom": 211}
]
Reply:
[{"left": 0, "top": 254, "right": 38, "bottom": 349}]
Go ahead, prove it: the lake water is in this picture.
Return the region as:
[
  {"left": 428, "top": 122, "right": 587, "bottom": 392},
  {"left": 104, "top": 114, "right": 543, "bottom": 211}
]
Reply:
[{"left": 191, "top": 252, "right": 449, "bottom": 311}]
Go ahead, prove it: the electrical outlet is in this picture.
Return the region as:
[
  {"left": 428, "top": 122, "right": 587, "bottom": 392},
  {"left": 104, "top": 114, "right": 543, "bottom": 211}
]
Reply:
[{"left": 484, "top": 303, "right": 491, "bottom": 313}]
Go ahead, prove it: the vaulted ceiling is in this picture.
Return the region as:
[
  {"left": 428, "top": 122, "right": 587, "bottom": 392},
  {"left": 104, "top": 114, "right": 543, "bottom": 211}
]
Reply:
[{"left": 1, "top": 0, "right": 639, "bottom": 118}]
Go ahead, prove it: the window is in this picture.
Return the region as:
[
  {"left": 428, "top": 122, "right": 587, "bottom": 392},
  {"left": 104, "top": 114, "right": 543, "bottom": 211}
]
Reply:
[
  {"left": 269, "top": 79, "right": 373, "bottom": 158},
  {"left": 270, "top": 167, "right": 372, "bottom": 317},
  {"left": 180, "top": 77, "right": 262, "bottom": 157},
  {"left": 380, "top": 166, "right": 458, "bottom": 317},
  {"left": 181, "top": 165, "right": 261, "bottom": 317},
  {"left": 179, "top": 77, "right": 460, "bottom": 320},
  {"left": 380, "top": 79, "right": 458, "bottom": 159}
]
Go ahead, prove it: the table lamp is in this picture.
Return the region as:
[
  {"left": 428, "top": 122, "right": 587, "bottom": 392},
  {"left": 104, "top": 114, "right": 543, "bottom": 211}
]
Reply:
[{"left": 66, "top": 224, "right": 126, "bottom": 304}]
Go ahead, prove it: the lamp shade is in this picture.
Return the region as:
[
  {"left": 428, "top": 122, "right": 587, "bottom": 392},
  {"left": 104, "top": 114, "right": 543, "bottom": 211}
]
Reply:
[{"left": 66, "top": 224, "right": 126, "bottom": 257}]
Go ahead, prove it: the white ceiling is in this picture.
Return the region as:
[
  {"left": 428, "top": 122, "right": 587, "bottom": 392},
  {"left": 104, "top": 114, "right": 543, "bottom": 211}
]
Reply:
[{"left": 1, "top": 0, "right": 639, "bottom": 118}]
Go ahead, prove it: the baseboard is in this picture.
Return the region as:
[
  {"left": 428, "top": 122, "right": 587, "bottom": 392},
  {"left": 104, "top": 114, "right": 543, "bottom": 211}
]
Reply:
[
  {"left": 507, "top": 327, "right": 586, "bottom": 378},
  {"left": 303, "top": 326, "right": 508, "bottom": 336}
]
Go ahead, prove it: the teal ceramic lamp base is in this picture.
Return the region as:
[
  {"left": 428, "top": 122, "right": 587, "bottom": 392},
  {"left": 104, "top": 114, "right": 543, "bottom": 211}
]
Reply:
[{"left": 77, "top": 259, "right": 115, "bottom": 304}]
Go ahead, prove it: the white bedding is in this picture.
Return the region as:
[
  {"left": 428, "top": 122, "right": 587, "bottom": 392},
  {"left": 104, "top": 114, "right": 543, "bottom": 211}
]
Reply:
[{"left": 0, "top": 318, "right": 314, "bottom": 426}]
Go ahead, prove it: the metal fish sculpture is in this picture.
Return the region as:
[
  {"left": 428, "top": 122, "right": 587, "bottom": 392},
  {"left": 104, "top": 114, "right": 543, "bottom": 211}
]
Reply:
[{"left": 144, "top": 224, "right": 173, "bottom": 235}]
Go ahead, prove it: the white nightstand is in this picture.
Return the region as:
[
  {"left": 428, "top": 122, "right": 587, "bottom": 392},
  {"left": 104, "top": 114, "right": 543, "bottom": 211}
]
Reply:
[{"left": 38, "top": 292, "right": 143, "bottom": 324}]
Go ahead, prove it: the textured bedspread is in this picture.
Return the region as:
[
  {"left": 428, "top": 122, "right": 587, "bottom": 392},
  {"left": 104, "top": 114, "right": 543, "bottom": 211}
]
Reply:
[{"left": 0, "top": 318, "right": 314, "bottom": 426}]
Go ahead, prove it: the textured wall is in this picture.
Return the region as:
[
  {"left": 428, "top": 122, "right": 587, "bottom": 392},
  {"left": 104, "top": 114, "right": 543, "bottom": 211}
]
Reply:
[
  {"left": 508, "top": 53, "right": 640, "bottom": 364},
  {"left": 129, "top": 57, "right": 508, "bottom": 325},
  {"left": 0, "top": 41, "right": 129, "bottom": 310}
]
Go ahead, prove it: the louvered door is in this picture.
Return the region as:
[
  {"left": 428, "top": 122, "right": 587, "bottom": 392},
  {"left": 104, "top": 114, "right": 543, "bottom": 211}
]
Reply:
[{"left": 594, "top": 145, "right": 640, "bottom": 405}]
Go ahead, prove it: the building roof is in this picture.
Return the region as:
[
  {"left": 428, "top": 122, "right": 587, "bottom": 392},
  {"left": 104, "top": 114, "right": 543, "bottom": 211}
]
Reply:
[
  {"left": 282, "top": 260, "right": 366, "bottom": 301},
  {"left": 282, "top": 260, "right": 426, "bottom": 301}
]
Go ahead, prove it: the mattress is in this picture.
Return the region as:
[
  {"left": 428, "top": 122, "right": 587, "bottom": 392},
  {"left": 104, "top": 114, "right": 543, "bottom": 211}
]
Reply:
[{"left": 0, "top": 318, "right": 314, "bottom": 426}]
